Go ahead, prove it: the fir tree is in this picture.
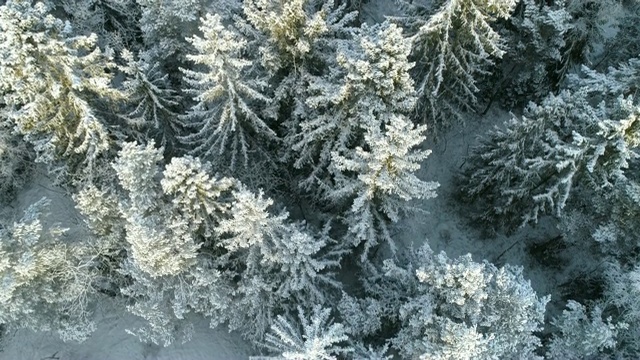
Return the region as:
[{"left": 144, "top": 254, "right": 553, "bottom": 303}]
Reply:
[
  {"left": 398, "top": 0, "right": 517, "bottom": 126},
  {"left": 260, "top": 305, "right": 352, "bottom": 360},
  {"left": 0, "top": 0, "right": 122, "bottom": 182},
  {"left": 461, "top": 90, "right": 640, "bottom": 230},
  {"left": 0, "top": 198, "right": 99, "bottom": 342},
  {"left": 119, "top": 49, "right": 182, "bottom": 153},
  {"left": 180, "top": 13, "right": 275, "bottom": 171}
]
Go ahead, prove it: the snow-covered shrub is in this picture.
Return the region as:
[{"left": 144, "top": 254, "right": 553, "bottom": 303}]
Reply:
[
  {"left": 180, "top": 14, "right": 275, "bottom": 170},
  {"left": 0, "top": 198, "right": 99, "bottom": 342},
  {"left": 0, "top": 0, "right": 122, "bottom": 182},
  {"left": 259, "top": 305, "right": 352, "bottom": 360},
  {"left": 398, "top": 0, "right": 517, "bottom": 126}
]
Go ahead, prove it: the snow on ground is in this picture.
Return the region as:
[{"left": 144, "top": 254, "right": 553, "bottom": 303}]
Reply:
[{"left": 0, "top": 298, "right": 250, "bottom": 360}]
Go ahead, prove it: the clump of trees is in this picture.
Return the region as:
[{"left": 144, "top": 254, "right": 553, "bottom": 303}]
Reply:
[{"left": 2, "top": 0, "right": 640, "bottom": 358}]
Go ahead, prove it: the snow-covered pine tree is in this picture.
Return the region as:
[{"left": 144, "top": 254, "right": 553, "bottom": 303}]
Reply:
[
  {"left": 0, "top": 0, "right": 122, "bottom": 183},
  {"left": 217, "top": 185, "right": 344, "bottom": 340},
  {"left": 330, "top": 114, "right": 439, "bottom": 260},
  {"left": 180, "top": 13, "right": 275, "bottom": 171},
  {"left": 546, "top": 300, "right": 626, "bottom": 359},
  {"left": 358, "top": 245, "right": 548, "bottom": 359},
  {"left": 119, "top": 49, "right": 182, "bottom": 153},
  {"left": 460, "top": 90, "right": 640, "bottom": 231},
  {"left": 290, "top": 21, "right": 438, "bottom": 260},
  {"left": 499, "top": 0, "right": 571, "bottom": 105},
  {"left": 112, "top": 141, "right": 202, "bottom": 277},
  {"left": 258, "top": 305, "right": 352, "bottom": 360},
  {"left": 599, "top": 0, "right": 640, "bottom": 68},
  {"left": 292, "top": 21, "right": 417, "bottom": 194},
  {"left": 599, "top": 261, "right": 640, "bottom": 357},
  {"left": 558, "top": 0, "right": 624, "bottom": 80},
  {"left": 58, "top": 0, "right": 140, "bottom": 51},
  {"left": 135, "top": 0, "right": 206, "bottom": 66},
  {"left": 106, "top": 141, "right": 235, "bottom": 345},
  {"left": 397, "top": 0, "right": 516, "bottom": 127},
  {"left": 242, "top": 0, "right": 357, "bottom": 165},
  {"left": 0, "top": 129, "right": 32, "bottom": 204},
  {"left": 0, "top": 198, "right": 100, "bottom": 342}
]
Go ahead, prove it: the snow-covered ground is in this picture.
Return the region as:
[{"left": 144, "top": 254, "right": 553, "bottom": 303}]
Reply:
[{"left": 0, "top": 299, "right": 249, "bottom": 360}]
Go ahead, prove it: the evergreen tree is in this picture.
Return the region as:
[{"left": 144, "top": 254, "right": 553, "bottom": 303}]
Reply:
[
  {"left": 499, "top": 0, "right": 571, "bottom": 105},
  {"left": 260, "top": 305, "right": 352, "bottom": 360},
  {"left": 58, "top": 0, "right": 140, "bottom": 51},
  {"left": 292, "top": 21, "right": 417, "bottom": 194},
  {"left": 461, "top": 90, "right": 640, "bottom": 231},
  {"left": 0, "top": 198, "right": 99, "bottom": 342},
  {"left": 0, "top": 0, "right": 122, "bottom": 182},
  {"left": 546, "top": 300, "right": 626, "bottom": 359},
  {"left": 180, "top": 14, "right": 275, "bottom": 170},
  {"left": 330, "top": 114, "right": 438, "bottom": 260},
  {"left": 356, "top": 245, "right": 548, "bottom": 359},
  {"left": 119, "top": 49, "right": 182, "bottom": 153},
  {"left": 397, "top": 0, "right": 516, "bottom": 126}
]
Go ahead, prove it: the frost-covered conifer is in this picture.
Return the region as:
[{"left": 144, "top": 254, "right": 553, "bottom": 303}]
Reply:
[
  {"left": 400, "top": 0, "right": 516, "bottom": 126},
  {"left": 0, "top": 0, "right": 122, "bottom": 181},
  {"left": 113, "top": 142, "right": 201, "bottom": 277},
  {"left": 0, "top": 130, "right": 32, "bottom": 203},
  {"left": 260, "top": 305, "right": 352, "bottom": 360},
  {"left": 119, "top": 49, "right": 182, "bottom": 152},
  {"left": 0, "top": 198, "right": 99, "bottom": 342},
  {"left": 546, "top": 300, "right": 626, "bottom": 359},
  {"left": 243, "top": 0, "right": 357, "bottom": 166},
  {"left": 181, "top": 14, "right": 275, "bottom": 170},
  {"left": 243, "top": 0, "right": 334, "bottom": 72},
  {"left": 161, "top": 156, "right": 235, "bottom": 238},
  {"left": 558, "top": 0, "right": 623, "bottom": 79},
  {"left": 330, "top": 115, "right": 438, "bottom": 260},
  {"left": 218, "top": 186, "right": 343, "bottom": 340},
  {"left": 135, "top": 0, "right": 206, "bottom": 64},
  {"left": 292, "top": 21, "right": 417, "bottom": 192},
  {"left": 362, "top": 245, "right": 548, "bottom": 359},
  {"left": 59, "top": 0, "right": 140, "bottom": 51},
  {"left": 292, "top": 22, "right": 438, "bottom": 260},
  {"left": 461, "top": 90, "right": 640, "bottom": 230},
  {"left": 501, "top": 0, "right": 571, "bottom": 105}
]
